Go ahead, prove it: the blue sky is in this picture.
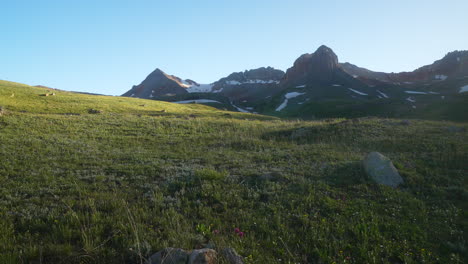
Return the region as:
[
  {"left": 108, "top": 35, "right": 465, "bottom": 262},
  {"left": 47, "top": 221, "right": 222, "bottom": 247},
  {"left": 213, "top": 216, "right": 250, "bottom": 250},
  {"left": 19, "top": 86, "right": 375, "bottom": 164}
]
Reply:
[{"left": 1, "top": 0, "right": 467, "bottom": 95}]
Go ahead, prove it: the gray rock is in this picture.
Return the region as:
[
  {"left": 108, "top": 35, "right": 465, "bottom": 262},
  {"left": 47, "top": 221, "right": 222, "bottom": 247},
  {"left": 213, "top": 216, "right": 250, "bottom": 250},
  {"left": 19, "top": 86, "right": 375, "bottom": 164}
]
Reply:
[
  {"left": 188, "top": 248, "right": 217, "bottom": 264},
  {"left": 221, "top": 248, "right": 244, "bottom": 264},
  {"left": 363, "top": 152, "right": 403, "bottom": 188},
  {"left": 148, "top": 248, "right": 189, "bottom": 264}
]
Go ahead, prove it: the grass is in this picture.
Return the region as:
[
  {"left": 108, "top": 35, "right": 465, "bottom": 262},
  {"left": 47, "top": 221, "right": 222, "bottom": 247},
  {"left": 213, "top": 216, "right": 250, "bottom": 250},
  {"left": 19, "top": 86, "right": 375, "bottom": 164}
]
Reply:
[{"left": 0, "top": 80, "right": 467, "bottom": 263}]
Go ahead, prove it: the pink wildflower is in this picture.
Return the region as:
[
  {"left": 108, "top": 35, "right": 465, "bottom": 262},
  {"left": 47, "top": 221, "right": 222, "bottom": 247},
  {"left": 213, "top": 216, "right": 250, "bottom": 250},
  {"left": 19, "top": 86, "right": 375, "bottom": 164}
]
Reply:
[{"left": 234, "top": 228, "right": 240, "bottom": 233}]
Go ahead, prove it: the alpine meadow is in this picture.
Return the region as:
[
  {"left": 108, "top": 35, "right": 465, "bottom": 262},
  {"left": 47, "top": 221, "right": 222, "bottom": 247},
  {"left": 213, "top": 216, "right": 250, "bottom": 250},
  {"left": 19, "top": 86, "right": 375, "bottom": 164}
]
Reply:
[{"left": 1, "top": 1, "right": 468, "bottom": 264}]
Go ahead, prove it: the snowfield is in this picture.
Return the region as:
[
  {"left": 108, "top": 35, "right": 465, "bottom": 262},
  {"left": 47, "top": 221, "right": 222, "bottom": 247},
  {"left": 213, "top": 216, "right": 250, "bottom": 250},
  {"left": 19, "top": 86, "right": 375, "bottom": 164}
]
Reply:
[
  {"left": 285, "top": 92, "right": 305, "bottom": 99},
  {"left": 275, "top": 92, "right": 305, "bottom": 111},
  {"left": 377, "top": 90, "right": 389, "bottom": 98},
  {"left": 434, "top": 75, "right": 448, "bottom": 81},
  {"left": 347, "top": 88, "right": 368, "bottom": 96},
  {"left": 231, "top": 102, "right": 250, "bottom": 113},
  {"left": 173, "top": 99, "right": 221, "bottom": 104},
  {"left": 226, "top": 79, "right": 279, "bottom": 85},
  {"left": 405, "top": 91, "right": 428, "bottom": 95},
  {"left": 186, "top": 83, "right": 214, "bottom": 93},
  {"left": 406, "top": 97, "right": 416, "bottom": 103},
  {"left": 459, "top": 85, "right": 468, "bottom": 93}
]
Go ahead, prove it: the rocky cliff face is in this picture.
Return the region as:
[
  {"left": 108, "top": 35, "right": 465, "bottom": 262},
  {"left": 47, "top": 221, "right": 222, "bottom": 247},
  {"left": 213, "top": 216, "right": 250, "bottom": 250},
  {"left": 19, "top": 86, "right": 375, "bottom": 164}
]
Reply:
[{"left": 282, "top": 45, "right": 341, "bottom": 86}]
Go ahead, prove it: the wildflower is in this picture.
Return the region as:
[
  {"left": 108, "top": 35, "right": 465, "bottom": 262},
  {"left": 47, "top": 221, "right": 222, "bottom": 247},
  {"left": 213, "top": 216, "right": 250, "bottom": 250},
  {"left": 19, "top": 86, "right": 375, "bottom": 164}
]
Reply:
[
  {"left": 213, "top": 229, "right": 219, "bottom": 234},
  {"left": 238, "top": 231, "right": 245, "bottom": 238},
  {"left": 234, "top": 228, "right": 240, "bottom": 233}
]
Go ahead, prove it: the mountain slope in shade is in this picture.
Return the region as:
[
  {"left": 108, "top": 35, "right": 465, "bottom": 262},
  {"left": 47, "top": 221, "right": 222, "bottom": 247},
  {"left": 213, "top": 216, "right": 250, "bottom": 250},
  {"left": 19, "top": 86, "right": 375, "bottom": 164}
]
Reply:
[
  {"left": 341, "top": 50, "right": 468, "bottom": 83},
  {"left": 122, "top": 68, "right": 188, "bottom": 98},
  {"left": 211, "top": 67, "right": 285, "bottom": 101},
  {"left": 122, "top": 46, "right": 468, "bottom": 117},
  {"left": 122, "top": 68, "right": 215, "bottom": 98}
]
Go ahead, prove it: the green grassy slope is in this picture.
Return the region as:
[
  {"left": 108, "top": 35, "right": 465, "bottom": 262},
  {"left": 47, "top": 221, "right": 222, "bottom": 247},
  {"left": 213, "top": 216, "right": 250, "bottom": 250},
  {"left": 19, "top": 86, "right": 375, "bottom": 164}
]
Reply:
[{"left": 0, "top": 80, "right": 467, "bottom": 263}]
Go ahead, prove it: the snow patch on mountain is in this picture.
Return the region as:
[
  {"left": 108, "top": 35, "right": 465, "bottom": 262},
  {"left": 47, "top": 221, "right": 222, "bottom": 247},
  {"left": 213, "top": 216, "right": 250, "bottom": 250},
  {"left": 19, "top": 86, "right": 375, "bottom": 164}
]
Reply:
[
  {"left": 377, "top": 90, "right": 389, "bottom": 98},
  {"left": 186, "top": 83, "right": 214, "bottom": 93},
  {"left": 459, "top": 85, "right": 468, "bottom": 93},
  {"left": 434, "top": 75, "right": 448, "bottom": 80},
  {"left": 405, "top": 91, "right": 428, "bottom": 95},
  {"left": 348, "top": 88, "right": 368, "bottom": 96},
  {"left": 173, "top": 99, "right": 221, "bottom": 104},
  {"left": 406, "top": 97, "right": 416, "bottom": 103},
  {"left": 275, "top": 92, "right": 306, "bottom": 111},
  {"left": 226, "top": 79, "right": 279, "bottom": 85},
  {"left": 285, "top": 92, "right": 305, "bottom": 99},
  {"left": 231, "top": 102, "right": 250, "bottom": 113},
  {"left": 296, "top": 85, "right": 306, "bottom": 88}
]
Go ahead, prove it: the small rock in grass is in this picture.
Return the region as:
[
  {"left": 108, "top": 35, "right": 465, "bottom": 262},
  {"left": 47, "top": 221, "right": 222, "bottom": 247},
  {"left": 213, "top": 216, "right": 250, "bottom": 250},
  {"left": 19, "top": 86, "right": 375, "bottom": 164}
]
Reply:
[
  {"left": 88, "top": 109, "right": 102, "bottom": 114},
  {"left": 188, "top": 248, "right": 217, "bottom": 264},
  {"left": 363, "top": 152, "right": 403, "bottom": 188},
  {"left": 221, "top": 248, "right": 244, "bottom": 264}
]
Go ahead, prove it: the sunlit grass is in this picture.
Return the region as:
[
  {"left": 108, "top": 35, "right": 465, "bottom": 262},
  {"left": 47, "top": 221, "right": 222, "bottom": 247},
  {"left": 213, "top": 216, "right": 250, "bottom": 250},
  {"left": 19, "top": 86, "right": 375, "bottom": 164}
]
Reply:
[{"left": 0, "top": 81, "right": 466, "bottom": 263}]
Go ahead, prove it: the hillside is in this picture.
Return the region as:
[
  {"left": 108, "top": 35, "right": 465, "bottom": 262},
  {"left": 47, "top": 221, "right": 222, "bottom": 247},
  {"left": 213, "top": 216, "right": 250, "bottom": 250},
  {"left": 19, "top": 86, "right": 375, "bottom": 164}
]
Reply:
[{"left": 0, "top": 80, "right": 467, "bottom": 263}]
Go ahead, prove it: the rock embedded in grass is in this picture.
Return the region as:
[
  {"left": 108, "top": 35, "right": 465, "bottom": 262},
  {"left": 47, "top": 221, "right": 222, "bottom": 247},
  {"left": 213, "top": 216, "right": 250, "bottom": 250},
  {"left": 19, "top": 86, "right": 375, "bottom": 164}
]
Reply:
[
  {"left": 188, "top": 248, "right": 217, "bottom": 264},
  {"left": 88, "top": 108, "right": 102, "bottom": 114},
  {"left": 148, "top": 247, "right": 241, "bottom": 264},
  {"left": 363, "top": 152, "right": 404, "bottom": 188},
  {"left": 148, "top": 247, "right": 189, "bottom": 264}
]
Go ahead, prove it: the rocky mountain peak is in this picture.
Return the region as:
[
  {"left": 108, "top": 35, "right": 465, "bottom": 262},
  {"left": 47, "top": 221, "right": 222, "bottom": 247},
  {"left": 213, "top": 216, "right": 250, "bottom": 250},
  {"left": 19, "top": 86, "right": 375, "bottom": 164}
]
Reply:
[
  {"left": 122, "top": 68, "right": 190, "bottom": 98},
  {"left": 283, "top": 45, "right": 341, "bottom": 85}
]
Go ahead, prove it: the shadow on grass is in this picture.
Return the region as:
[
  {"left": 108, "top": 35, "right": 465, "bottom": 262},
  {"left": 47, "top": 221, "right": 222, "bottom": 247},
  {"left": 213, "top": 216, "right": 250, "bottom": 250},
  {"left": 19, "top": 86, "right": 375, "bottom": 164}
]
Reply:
[
  {"left": 262, "top": 121, "right": 362, "bottom": 145},
  {"left": 322, "top": 161, "right": 369, "bottom": 186}
]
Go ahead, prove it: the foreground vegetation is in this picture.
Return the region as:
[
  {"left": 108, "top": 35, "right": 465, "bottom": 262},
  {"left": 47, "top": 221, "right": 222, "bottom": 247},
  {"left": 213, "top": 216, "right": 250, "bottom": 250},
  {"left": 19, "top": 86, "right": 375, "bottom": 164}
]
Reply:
[{"left": 0, "top": 80, "right": 467, "bottom": 263}]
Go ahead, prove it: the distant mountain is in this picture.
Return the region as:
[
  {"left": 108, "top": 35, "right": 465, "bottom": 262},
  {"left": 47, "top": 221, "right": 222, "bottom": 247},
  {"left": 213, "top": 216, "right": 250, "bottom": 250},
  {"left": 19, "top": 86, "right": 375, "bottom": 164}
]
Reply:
[
  {"left": 123, "top": 46, "right": 468, "bottom": 119},
  {"left": 278, "top": 45, "right": 378, "bottom": 100},
  {"left": 210, "top": 67, "right": 285, "bottom": 102},
  {"left": 341, "top": 50, "right": 468, "bottom": 83},
  {"left": 122, "top": 68, "right": 214, "bottom": 99},
  {"left": 282, "top": 45, "right": 341, "bottom": 85}
]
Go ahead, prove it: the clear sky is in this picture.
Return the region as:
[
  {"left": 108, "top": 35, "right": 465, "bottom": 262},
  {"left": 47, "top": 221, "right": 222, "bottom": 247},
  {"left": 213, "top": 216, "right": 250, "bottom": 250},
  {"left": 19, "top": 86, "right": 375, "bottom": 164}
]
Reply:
[{"left": 1, "top": 0, "right": 467, "bottom": 95}]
